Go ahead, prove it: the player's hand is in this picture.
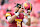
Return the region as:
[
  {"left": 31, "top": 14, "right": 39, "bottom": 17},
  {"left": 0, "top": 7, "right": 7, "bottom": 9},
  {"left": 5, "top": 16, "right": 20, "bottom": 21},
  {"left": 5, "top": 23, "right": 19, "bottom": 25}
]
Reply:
[{"left": 18, "top": 8, "right": 24, "bottom": 13}]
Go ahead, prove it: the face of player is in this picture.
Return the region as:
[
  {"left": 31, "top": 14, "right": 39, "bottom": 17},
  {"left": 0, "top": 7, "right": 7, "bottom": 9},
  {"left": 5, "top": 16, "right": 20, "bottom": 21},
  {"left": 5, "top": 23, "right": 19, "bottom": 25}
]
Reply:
[
  {"left": 18, "top": 5, "right": 21, "bottom": 8},
  {"left": 15, "top": 5, "right": 21, "bottom": 13},
  {"left": 15, "top": 7, "right": 19, "bottom": 13}
]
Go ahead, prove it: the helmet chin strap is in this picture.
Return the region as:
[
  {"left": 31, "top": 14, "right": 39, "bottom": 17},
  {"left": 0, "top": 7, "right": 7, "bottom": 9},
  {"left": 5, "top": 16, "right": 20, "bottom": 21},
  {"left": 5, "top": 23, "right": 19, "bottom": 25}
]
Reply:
[
  {"left": 15, "top": 10, "right": 19, "bottom": 13},
  {"left": 15, "top": 12, "right": 17, "bottom": 13}
]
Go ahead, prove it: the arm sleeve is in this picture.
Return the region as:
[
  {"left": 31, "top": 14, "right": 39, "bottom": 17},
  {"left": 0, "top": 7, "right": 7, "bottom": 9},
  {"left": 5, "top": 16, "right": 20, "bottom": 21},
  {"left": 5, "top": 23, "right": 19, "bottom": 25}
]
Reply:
[{"left": 6, "top": 16, "right": 11, "bottom": 21}]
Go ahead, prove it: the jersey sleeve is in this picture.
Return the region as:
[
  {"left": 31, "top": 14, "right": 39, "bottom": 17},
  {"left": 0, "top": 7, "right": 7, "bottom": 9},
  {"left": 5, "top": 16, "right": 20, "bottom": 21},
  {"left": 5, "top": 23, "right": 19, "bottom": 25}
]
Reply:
[
  {"left": 6, "top": 13, "right": 12, "bottom": 20},
  {"left": 6, "top": 12, "right": 15, "bottom": 21}
]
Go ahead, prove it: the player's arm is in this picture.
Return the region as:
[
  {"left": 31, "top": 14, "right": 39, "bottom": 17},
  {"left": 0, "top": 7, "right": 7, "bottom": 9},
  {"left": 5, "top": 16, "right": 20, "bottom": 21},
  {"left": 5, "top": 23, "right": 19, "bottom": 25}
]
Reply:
[
  {"left": 6, "top": 9, "right": 24, "bottom": 23},
  {"left": 23, "top": 17, "right": 30, "bottom": 26},
  {"left": 7, "top": 14, "right": 19, "bottom": 23},
  {"left": 6, "top": 11, "right": 20, "bottom": 23},
  {"left": 26, "top": 18, "right": 30, "bottom": 26},
  {"left": 23, "top": 13, "right": 30, "bottom": 26}
]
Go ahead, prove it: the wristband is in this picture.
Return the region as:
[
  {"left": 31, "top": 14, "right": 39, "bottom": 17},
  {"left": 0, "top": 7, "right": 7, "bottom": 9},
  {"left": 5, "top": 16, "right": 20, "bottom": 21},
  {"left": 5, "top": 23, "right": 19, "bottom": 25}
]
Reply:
[{"left": 15, "top": 12, "right": 20, "bottom": 16}]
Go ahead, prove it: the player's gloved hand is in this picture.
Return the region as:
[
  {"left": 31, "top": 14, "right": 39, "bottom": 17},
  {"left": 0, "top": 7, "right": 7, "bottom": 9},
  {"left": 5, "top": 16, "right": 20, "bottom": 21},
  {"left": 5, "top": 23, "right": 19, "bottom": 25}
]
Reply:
[{"left": 18, "top": 8, "right": 24, "bottom": 13}]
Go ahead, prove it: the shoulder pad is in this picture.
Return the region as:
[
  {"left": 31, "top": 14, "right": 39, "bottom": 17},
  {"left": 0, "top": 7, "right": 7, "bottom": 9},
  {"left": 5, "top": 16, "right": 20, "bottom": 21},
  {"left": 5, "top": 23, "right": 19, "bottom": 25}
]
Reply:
[{"left": 6, "top": 13, "right": 11, "bottom": 17}]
